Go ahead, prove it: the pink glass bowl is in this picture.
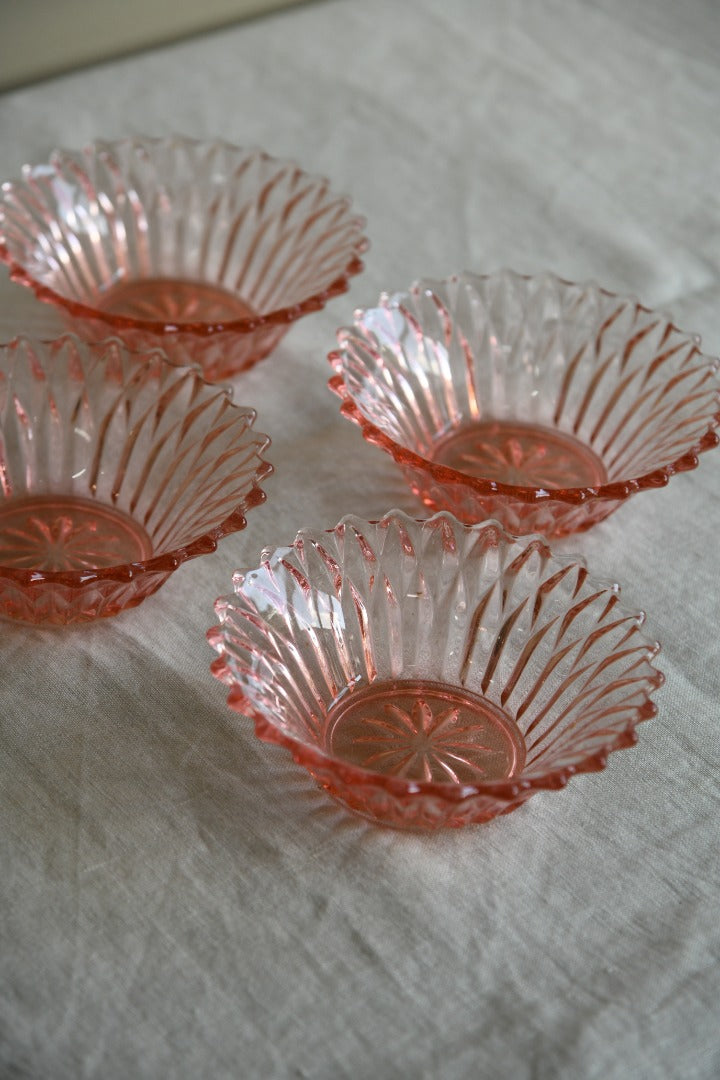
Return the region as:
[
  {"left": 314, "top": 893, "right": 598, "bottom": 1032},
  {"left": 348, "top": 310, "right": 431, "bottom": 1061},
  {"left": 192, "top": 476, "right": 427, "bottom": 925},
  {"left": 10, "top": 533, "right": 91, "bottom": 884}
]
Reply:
[
  {"left": 0, "top": 336, "right": 272, "bottom": 624},
  {"left": 208, "top": 510, "right": 663, "bottom": 829},
  {"left": 0, "top": 136, "right": 368, "bottom": 381},
  {"left": 329, "top": 271, "right": 720, "bottom": 537}
]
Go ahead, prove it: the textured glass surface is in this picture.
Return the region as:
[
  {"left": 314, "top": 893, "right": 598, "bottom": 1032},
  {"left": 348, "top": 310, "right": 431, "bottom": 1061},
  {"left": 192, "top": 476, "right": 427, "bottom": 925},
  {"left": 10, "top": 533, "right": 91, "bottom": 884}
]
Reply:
[
  {"left": 0, "top": 136, "right": 368, "bottom": 380},
  {"left": 330, "top": 270, "right": 720, "bottom": 536},
  {"left": 209, "top": 511, "right": 663, "bottom": 829},
  {"left": 0, "top": 336, "right": 272, "bottom": 623}
]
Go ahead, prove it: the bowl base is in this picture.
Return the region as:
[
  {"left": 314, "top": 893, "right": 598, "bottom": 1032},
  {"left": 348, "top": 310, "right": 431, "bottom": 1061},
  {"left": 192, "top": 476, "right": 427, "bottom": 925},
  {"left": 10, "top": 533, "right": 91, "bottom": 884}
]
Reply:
[
  {"left": 95, "top": 277, "right": 257, "bottom": 325},
  {"left": 432, "top": 419, "right": 607, "bottom": 490},
  {"left": 325, "top": 679, "right": 525, "bottom": 783},
  {"left": 0, "top": 494, "right": 153, "bottom": 572}
]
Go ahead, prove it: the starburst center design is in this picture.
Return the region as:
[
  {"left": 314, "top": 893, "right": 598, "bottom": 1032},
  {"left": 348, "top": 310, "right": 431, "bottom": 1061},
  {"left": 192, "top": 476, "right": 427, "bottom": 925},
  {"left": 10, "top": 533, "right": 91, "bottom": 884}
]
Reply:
[
  {"left": 96, "top": 278, "right": 255, "bottom": 324},
  {"left": 327, "top": 680, "right": 525, "bottom": 783},
  {"left": 0, "top": 495, "right": 152, "bottom": 571},
  {"left": 434, "top": 420, "right": 607, "bottom": 490}
]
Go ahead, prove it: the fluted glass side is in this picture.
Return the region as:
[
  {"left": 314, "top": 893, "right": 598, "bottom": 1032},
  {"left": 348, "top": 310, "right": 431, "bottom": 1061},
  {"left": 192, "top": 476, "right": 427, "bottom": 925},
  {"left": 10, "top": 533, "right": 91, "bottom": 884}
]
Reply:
[
  {"left": 0, "top": 336, "right": 272, "bottom": 623},
  {"left": 209, "top": 511, "right": 663, "bottom": 828},
  {"left": 0, "top": 137, "right": 367, "bottom": 379},
  {"left": 330, "top": 271, "right": 720, "bottom": 535}
]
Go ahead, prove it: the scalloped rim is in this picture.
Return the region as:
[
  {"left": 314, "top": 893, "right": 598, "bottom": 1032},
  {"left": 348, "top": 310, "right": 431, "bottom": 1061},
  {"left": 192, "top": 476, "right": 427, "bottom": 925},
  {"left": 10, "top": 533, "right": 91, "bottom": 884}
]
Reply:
[
  {"left": 0, "top": 334, "right": 274, "bottom": 589},
  {"left": 328, "top": 270, "right": 720, "bottom": 507},
  {"left": 0, "top": 135, "right": 369, "bottom": 337},
  {"left": 207, "top": 511, "right": 665, "bottom": 810}
]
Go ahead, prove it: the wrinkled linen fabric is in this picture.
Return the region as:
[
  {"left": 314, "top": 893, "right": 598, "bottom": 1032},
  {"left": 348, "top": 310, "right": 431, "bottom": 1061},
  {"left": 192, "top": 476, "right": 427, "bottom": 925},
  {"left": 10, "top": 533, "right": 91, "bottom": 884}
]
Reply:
[{"left": 1, "top": 1, "right": 719, "bottom": 1077}]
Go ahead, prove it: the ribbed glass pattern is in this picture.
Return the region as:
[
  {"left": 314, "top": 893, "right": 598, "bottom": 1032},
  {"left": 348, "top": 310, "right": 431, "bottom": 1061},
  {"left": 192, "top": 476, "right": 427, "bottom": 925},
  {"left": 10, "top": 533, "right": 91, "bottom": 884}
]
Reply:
[
  {"left": 0, "top": 137, "right": 367, "bottom": 379},
  {"left": 209, "top": 511, "right": 663, "bottom": 829},
  {"left": 330, "top": 271, "right": 720, "bottom": 536},
  {"left": 0, "top": 336, "right": 272, "bottom": 623}
]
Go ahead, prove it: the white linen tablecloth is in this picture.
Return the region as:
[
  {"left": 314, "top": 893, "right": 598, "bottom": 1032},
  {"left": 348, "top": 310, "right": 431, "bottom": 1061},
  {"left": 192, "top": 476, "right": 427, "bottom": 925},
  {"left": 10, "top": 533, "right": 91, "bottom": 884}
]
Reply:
[{"left": 1, "top": 2, "right": 719, "bottom": 1076}]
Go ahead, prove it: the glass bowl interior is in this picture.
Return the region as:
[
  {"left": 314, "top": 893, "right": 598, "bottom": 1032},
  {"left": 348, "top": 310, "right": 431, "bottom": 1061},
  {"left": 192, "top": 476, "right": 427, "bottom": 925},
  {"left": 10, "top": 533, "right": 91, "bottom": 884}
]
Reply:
[
  {"left": 0, "top": 136, "right": 368, "bottom": 378},
  {"left": 209, "top": 511, "right": 663, "bottom": 828},
  {"left": 0, "top": 335, "right": 272, "bottom": 623},
  {"left": 0, "top": 135, "right": 368, "bottom": 329},
  {"left": 329, "top": 271, "right": 720, "bottom": 534}
]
